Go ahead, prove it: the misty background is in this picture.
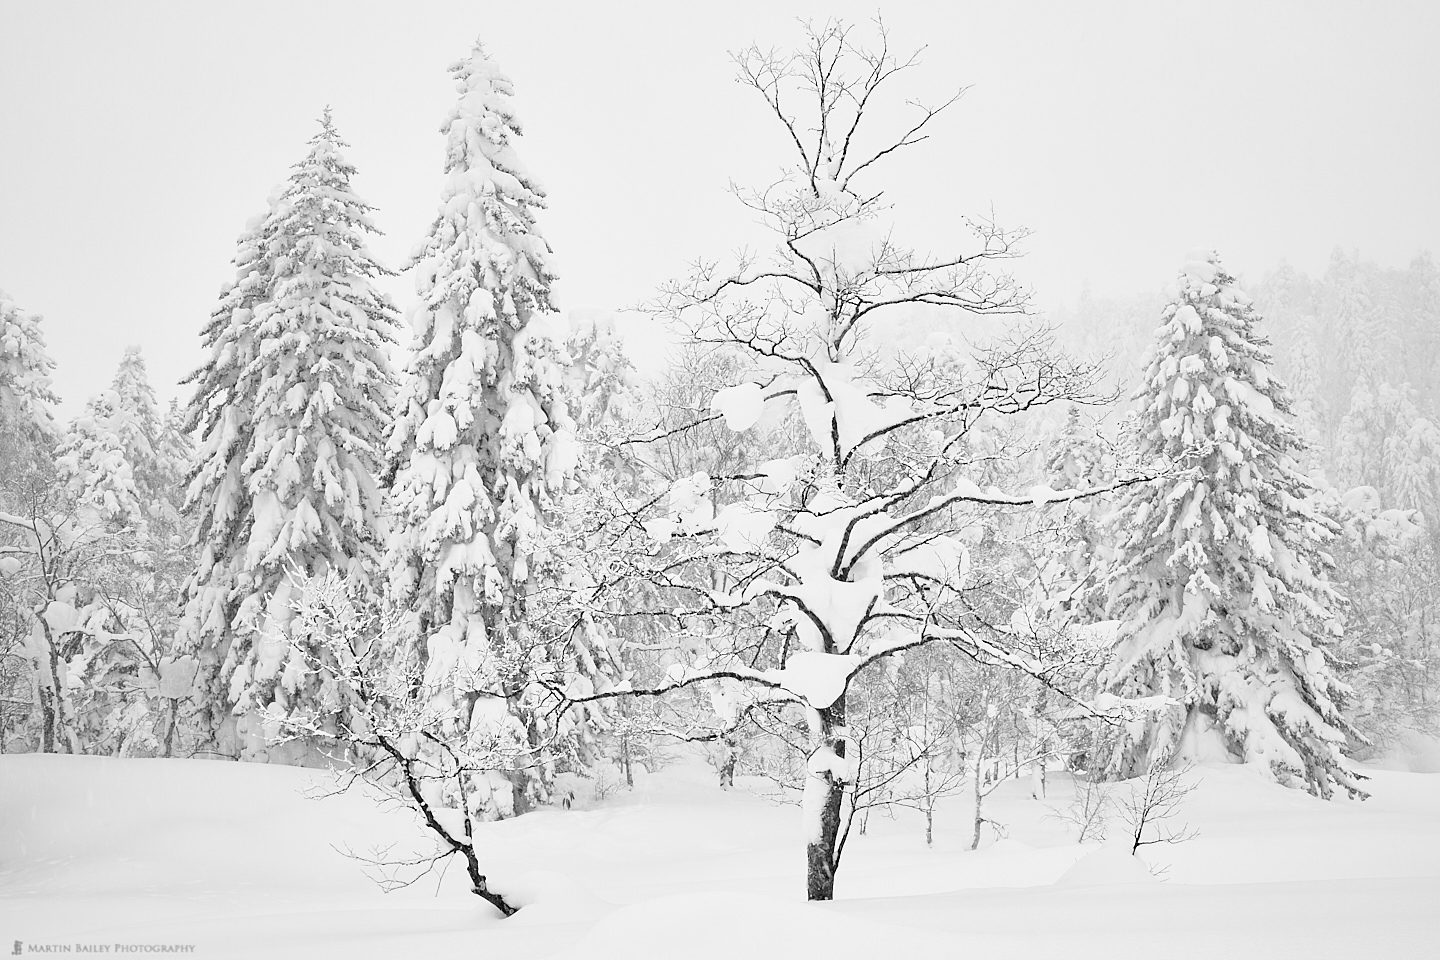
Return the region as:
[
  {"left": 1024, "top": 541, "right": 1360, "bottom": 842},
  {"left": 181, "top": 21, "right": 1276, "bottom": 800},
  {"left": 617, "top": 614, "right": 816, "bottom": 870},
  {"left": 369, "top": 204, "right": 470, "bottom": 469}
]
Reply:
[{"left": 2, "top": 0, "right": 1437, "bottom": 414}]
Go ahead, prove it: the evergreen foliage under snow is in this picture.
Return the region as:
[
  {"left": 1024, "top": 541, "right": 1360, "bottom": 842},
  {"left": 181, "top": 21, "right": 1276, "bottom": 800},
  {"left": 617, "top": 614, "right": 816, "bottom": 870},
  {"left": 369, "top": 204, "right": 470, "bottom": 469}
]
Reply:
[
  {"left": 1098, "top": 251, "right": 1364, "bottom": 798},
  {"left": 384, "top": 41, "right": 584, "bottom": 817},
  {"left": 178, "top": 112, "right": 399, "bottom": 756}
]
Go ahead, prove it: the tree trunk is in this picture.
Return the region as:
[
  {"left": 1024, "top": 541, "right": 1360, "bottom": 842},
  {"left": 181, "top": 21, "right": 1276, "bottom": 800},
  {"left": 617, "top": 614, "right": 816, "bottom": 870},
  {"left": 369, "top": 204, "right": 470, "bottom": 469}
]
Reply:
[
  {"left": 37, "top": 681, "right": 56, "bottom": 753},
  {"left": 717, "top": 731, "right": 737, "bottom": 789},
  {"left": 35, "top": 613, "right": 76, "bottom": 754},
  {"left": 381, "top": 735, "right": 518, "bottom": 917},
  {"left": 805, "top": 698, "right": 848, "bottom": 901},
  {"left": 969, "top": 754, "right": 985, "bottom": 851},
  {"left": 923, "top": 759, "right": 935, "bottom": 845},
  {"left": 718, "top": 753, "right": 736, "bottom": 789},
  {"left": 462, "top": 843, "right": 518, "bottom": 917},
  {"left": 162, "top": 699, "right": 178, "bottom": 759}
]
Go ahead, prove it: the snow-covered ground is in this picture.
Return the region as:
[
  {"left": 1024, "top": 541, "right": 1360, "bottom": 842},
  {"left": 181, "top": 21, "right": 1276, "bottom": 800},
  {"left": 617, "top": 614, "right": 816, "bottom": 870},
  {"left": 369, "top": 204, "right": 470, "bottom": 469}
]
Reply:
[{"left": 2, "top": 754, "right": 1437, "bottom": 958}]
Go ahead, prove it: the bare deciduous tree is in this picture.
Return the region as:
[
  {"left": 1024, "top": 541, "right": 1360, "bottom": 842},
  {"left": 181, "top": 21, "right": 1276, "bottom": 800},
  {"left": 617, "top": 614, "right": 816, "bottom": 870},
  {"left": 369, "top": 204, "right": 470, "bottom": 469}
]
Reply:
[
  {"left": 273, "top": 575, "right": 525, "bottom": 917},
  {"left": 555, "top": 18, "right": 1145, "bottom": 901},
  {"left": 1117, "top": 755, "right": 1200, "bottom": 856},
  {"left": 1048, "top": 773, "right": 1114, "bottom": 844}
]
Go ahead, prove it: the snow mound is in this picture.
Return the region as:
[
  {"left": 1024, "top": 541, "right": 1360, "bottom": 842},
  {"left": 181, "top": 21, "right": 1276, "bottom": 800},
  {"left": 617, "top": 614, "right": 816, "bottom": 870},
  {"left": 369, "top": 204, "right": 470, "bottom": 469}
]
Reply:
[
  {"left": 491, "top": 867, "right": 612, "bottom": 924},
  {"left": 5, "top": 755, "right": 1440, "bottom": 959},
  {"left": 1053, "top": 848, "right": 1158, "bottom": 887},
  {"left": 547, "top": 892, "right": 920, "bottom": 960}
]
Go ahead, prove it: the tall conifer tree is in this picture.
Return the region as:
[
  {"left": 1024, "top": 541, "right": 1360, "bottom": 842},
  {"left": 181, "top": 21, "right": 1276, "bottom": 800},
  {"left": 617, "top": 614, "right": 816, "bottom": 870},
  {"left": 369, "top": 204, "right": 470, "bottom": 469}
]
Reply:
[
  {"left": 180, "top": 112, "right": 397, "bottom": 755},
  {"left": 386, "top": 41, "right": 581, "bottom": 816},
  {"left": 0, "top": 289, "right": 59, "bottom": 464},
  {"left": 1099, "top": 251, "right": 1363, "bottom": 798},
  {"left": 178, "top": 198, "right": 277, "bottom": 743}
]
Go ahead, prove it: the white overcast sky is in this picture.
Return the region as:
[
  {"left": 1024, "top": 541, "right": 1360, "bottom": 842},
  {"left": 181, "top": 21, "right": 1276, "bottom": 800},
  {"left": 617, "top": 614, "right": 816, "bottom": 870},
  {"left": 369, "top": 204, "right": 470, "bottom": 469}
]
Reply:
[{"left": 2, "top": 0, "right": 1437, "bottom": 414}]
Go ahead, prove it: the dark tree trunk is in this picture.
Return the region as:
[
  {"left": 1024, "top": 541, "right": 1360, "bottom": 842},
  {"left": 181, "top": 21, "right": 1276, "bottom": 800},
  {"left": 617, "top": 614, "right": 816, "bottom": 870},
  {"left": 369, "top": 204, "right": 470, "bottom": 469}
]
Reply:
[
  {"left": 462, "top": 844, "right": 518, "bottom": 917},
  {"left": 378, "top": 735, "right": 518, "bottom": 917},
  {"left": 717, "top": 731, "right": 737, "bottom": 789},
  {"left": 970, "top": 754, "right": 985, "bottom": 851},
  {"left": 162, "top": 699, "right": 179, "bottom": 759},
  {"left": 35, "top": 613, "right": 73, "bottom": 754},
  {"left": 805, "top": 698, "right": 848, "bottom": 901},
  {"left": 923, "top": 760, "right": 935, "bottom": 845}
]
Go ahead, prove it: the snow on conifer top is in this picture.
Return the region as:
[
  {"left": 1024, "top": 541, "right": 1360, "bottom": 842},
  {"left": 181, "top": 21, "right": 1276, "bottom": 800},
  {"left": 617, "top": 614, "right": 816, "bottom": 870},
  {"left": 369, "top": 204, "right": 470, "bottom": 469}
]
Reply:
[
  {"left": 1102, "top": 249, "right": 1362, "bottom": 798},
  {"left": 241, "top": 107, "right": 397, "bottom": 583},
  {"left": 106, "top": 346, "right": 169, "bottom": 497},
  {"left": 415, "top": 41, "right": 556, "bottom": 318},
  {"left": 110, "top": 347, "right": 160, "bottom": 451},
  {"left": 57, "top": 390, "right": 145, "bottom": 530}
]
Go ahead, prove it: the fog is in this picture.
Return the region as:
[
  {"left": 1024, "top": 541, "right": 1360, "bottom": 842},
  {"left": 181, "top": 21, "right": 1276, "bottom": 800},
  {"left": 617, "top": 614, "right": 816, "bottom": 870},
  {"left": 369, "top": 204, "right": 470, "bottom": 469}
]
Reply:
[{"left": 2, "top": 0, "right": 1437, "bottom": 413}]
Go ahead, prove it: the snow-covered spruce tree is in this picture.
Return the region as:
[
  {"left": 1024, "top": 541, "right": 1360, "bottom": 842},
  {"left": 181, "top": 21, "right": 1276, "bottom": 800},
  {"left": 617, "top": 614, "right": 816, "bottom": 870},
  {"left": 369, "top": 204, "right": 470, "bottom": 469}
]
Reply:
[
  {"left": 560, "top": 21, "right": 1131, "bottom": 901},
  {"left": 0, "top": 289, "right": 62, "bottom": 750},
  {"left": 180, "top": 112, "right": 398, "bottom": 757},
  {"left": 0, "top": 289, "right": 59, "bottom": 471},
  {"left": 108, "top": 347, "right": 176, "bottom": 508},
  {"left": 57, "top": 391, "right": 146, "bottom": 532},
  {"left": 1098, "top": 251, "right": 1364, "bottom": 798},
  {"left": 110, "top": 348, "right": 158, "bottom": 446},
  {"left": 385, "top": 42, "right": 585, "bottom": 818},
  {"left": 59, "top": 346, "right": 189, "bottom": 538},
  {"left": 51, "top": 350, "right": 200, "bottom": 758},
  {"left": 1030, "top": 407, "right": 1119, "bottom": 626},
  {"left": 8, "top": 363, "right": 161, "bottom": 757},
  {"left": 133, "top": 393, "right": 200, "bottom": 758},
  {"left": 177, "top": 200, "right": 278, "bottom": 747},
  {"left": 155, "top": 399, "right": 194, "bottom": 508},
  {"left": 222, "top": 109, "right": 398, "bottom": 758},
  {"left": 107, "top": 354, "right": 195, "bottom": 662}
]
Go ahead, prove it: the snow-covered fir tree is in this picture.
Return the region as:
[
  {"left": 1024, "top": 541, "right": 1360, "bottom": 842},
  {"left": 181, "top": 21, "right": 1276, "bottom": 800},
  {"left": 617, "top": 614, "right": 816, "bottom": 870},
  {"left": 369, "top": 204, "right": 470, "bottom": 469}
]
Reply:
[
  {"left": 1098, "top": 251, "right": 1364, "bottom": 798},
  {"left": 385, "top": 41, "right": 584, "bottom": 817},
  {"left": 564, "top": 311, "right": 642, "bottom": 438},
  {"left": 226, "top": 109, "right": 398, "bottom": 756},
  {"left": 1033, "top": 406, "right": 1116, "bottom": 626},
  {"left": 0, "top": 288, "right": 59, "bottom": 463},
  {"left": 59, "top": 348, "right": 187, "bottom": 537},
  {"left": 180, "top": 112, "right": 398, "bottom": 757},
  {"left": 56, "top": 390, "right": 146, "bottom": 531},
  {"left": 1337, "top": 378, "right": 1426, "bottom": 502},
  {"left": 108, "top": 348, "right": 166, "bottom": 496},
  {"left": 0, "top": 290, "right": 62, "bottom": 751},
  {"left": 110, "top": 347, "right": 158, "bottom": 441},
  {"left": 177, "top": 200, "right": 278, "bottom": 744},
  {"left": 154, "top": 399, "right": 193, "bottom": 507},
  {"left": 103, "top": 355, "right": 197, "bottom": 758}
]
